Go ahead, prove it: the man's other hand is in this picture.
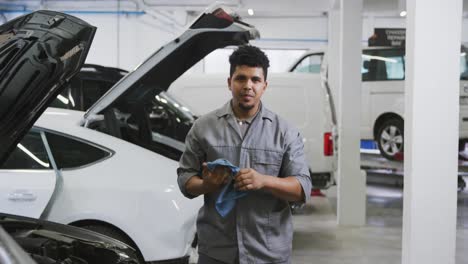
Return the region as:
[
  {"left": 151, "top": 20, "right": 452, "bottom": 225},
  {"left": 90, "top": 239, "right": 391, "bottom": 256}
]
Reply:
[
  {"left": 234, "top": 168, "right": 267, "bottom": 191},
  {"left": 201, "top": 163, "right": 230, "bottom": 193}
]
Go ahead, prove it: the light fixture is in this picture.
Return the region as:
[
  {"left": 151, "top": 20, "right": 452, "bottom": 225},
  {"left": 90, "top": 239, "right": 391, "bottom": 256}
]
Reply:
[
  {"left": 247, "top": 8, "right": 254, "bottom": 16},
  {"left": 56, "top": 94, "right": 69, "bottom": 105},
  {"left": 400, "top": 10, "right": 407, "bottom": 17}
]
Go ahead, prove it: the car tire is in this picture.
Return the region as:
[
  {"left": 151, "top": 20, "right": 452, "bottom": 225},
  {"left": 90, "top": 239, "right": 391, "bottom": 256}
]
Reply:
[{"left": 377, "top": 118, "right": 404, "bottom": 160}]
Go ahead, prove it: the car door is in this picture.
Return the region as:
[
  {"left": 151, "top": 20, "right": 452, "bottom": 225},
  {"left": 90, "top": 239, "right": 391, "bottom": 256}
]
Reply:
[{"left": 0, "top": 129, "right": 56, "bottom": 218}]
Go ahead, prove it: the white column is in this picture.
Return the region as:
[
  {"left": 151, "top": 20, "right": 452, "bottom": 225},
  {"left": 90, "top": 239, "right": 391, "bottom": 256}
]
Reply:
[
  {"left": 402, "top": 0, "right": 461, "bottom": 263},
  {"left": 328, "top": 0, "right": 366, "bottom": 226},
  {"left": 328, "top": 1, "right": 340, "bottom": 107}
]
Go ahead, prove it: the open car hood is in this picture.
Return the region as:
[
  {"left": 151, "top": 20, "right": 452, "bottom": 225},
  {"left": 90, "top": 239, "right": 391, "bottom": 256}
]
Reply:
[
  {"left": 0, "top": 213, "right": 140, "bottom": 263},
  {"left": 83, "top": 4, "right": 259, "bottom": 124},
  {"left": 0, "top": 11, "right": 96, "bottom": 165}
]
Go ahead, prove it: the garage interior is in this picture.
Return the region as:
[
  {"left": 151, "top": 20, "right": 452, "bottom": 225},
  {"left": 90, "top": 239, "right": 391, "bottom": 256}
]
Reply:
[{"left": 1, "top": 0, "right": 468, "bottom": 264}]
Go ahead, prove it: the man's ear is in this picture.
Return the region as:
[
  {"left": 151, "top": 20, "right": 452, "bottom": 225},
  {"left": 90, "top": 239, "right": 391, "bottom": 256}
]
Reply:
[{"left": 227, "top": 77, "right": 232, "bottom": 91}]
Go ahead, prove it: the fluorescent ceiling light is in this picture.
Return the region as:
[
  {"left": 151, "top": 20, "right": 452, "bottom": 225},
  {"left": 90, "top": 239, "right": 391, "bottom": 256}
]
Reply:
[
  {"left": 247, "top": 8, "right": 254, "bottom": 16},
  {"left": 400, "top": 10, "right": 407, "bottom": 17}
]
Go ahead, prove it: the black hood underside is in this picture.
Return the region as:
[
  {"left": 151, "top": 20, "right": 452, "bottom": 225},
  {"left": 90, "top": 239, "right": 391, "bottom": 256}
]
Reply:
[{"left": 0, "top": 10, "right": 96, "bottom": 165}]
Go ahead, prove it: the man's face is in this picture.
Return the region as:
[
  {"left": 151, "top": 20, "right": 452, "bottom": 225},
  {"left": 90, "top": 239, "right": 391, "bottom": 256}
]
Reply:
[{"left": 228, "top": 65, "right": 268, "bottom": 112}]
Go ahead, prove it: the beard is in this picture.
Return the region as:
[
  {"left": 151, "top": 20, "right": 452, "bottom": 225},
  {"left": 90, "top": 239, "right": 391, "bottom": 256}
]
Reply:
[{"left": 238, "top": 101, "right": 255, "bottom": 111}]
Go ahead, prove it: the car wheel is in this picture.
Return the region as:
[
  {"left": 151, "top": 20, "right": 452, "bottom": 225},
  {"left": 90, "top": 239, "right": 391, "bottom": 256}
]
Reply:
[{"left": 377, "top": 118, "right": 404, "bottom": 160}]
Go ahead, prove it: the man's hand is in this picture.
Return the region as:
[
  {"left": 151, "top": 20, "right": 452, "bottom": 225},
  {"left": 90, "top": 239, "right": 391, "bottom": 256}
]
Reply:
[
  {"left": 201, "top": 163, "right": 230, "bottom": 193},
  {"left": 234, "top": 168, "right": 267, "bottom": 191}
]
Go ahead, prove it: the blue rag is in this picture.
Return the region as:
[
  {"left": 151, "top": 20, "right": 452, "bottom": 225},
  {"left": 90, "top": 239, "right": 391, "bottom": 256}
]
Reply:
[{"left": 206, "top": 159, "right": 247, "bottom": 217}]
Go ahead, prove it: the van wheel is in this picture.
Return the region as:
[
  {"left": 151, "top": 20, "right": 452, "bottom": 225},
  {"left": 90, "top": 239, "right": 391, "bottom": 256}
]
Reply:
[{"left": 377, "top": 118, "right": 404, "bottom": 160}]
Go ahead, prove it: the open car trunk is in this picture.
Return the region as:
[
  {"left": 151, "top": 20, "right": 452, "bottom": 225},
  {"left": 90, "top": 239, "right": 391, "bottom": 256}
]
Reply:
[{"left": 82, "top": 6, "right": 259, "bottom": 161}]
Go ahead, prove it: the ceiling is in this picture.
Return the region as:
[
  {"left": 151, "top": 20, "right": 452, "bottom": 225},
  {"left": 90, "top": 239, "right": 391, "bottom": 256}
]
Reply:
[{"left": 1, "top": 0, "right": 467, "bottom": 19}]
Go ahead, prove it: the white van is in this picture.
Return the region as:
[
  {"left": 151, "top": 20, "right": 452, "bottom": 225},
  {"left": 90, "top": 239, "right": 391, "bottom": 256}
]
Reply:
[
  {"left": 290, "top": 47, "right": 468, "bottom": 160},
  {"left": 169, "top": 72, "right": 337, "bottom": 189}
]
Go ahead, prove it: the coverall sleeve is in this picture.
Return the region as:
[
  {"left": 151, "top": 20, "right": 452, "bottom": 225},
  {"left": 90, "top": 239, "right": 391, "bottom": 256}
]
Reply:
[
  {"left": 280, "top": 127, "right": 312, "bottom": 203},
  {"left": 177, "top": 121, "right": 205, "bottom": 199}
]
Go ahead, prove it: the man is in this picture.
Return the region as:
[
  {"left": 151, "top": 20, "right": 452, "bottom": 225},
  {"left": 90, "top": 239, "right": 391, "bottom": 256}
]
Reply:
[{"left": 177, "top": 45, "right": 311, "bottom": 264}]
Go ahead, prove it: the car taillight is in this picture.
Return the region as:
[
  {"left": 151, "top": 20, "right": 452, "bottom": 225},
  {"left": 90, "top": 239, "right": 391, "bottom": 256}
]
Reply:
[
  {"left": 324, "top": 132, "right": 333, "bottom": 156},
  {"left": 190, "top": 6, "right": 236, "bottom": 29},
  {"left": 212, "top": 8, "right": 234, "bottom": 23}
]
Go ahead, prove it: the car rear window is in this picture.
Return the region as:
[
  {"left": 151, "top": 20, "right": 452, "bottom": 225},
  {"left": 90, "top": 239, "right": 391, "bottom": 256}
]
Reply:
[
  {"left": 45, "top": 132, "right": 111, "bottom": 169},
  {"left": 1, "top": 131, "right": 50, "bottom": 170}
]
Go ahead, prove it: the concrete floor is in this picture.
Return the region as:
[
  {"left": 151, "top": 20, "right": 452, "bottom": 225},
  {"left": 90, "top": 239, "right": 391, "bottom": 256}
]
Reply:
[
  {"left": 189, "top": 176, "right": 468, "bottom": 263},
  {"left": 291, "top": 176, "right": 468, "bottom": 264}
]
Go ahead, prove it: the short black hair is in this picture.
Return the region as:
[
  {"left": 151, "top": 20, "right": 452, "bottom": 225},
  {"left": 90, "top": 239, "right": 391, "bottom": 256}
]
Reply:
[{"left": 229, "top": 45, "right": 270, "bottom": 80}]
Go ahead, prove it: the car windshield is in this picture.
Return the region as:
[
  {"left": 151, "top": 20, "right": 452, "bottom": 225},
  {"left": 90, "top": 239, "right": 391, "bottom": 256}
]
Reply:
[{"left": 156, "top": 91, "right": 197, "bottom": 122}]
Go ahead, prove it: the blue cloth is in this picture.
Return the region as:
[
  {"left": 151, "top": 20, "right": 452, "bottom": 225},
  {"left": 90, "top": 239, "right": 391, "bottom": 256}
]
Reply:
[{"left": 206, "top": 159, "right": 247, "bottom": 217}]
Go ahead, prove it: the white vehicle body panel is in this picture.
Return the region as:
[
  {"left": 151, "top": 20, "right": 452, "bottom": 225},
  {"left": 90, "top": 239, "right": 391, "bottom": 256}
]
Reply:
[
  {"left": 1, "top": 109, "right": 202, "bottom": 261},
  {"left": 362, "top": 80, "right": 405, "bottom": 139},
  {"left": 169, "top": 73, "right": 336, "bottom": 175},
  {"left": 0, "top": 170, "right": 55, "bottom": 218}
]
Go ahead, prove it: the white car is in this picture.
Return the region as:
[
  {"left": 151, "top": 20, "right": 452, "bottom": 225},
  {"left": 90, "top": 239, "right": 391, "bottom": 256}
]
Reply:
[
  {"left": 289, "top": 47, "right": 468, "bottom": 160},
  {"left": 1, "top": 108, "right": 201, "bottom": 263},
  {"left": 0, "top": 5, "right": 259, "bottom": 263}
]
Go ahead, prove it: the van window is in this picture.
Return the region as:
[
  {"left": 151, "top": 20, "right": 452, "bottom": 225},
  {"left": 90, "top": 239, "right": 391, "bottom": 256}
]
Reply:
[
  {"left": 1, "top": 131, "right": 50, "bottom": 170},
  {"left": 362, "top": 49, "right": 405, "bottom": 81},
  {"left": 292, "top": 54, "right": 323, "bottom": 73}
]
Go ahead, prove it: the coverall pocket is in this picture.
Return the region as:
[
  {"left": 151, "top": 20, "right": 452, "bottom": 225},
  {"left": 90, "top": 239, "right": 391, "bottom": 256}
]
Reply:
[{"left": 253, "top": 150, "right": 283, "bottom": 176}]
